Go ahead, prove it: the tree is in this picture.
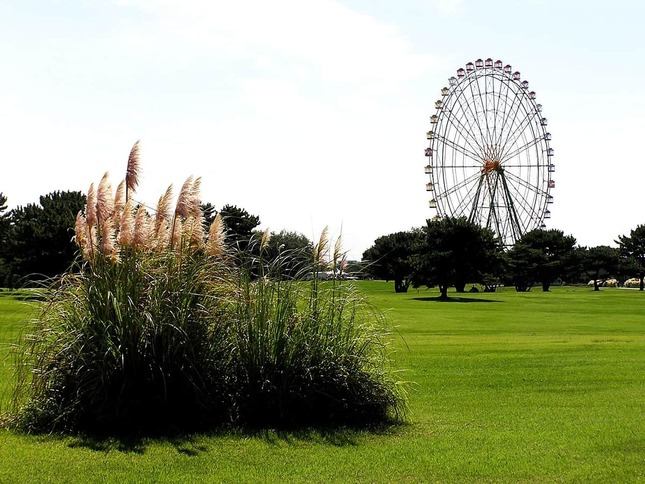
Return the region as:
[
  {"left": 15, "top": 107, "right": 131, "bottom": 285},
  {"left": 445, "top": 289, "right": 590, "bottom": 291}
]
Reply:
[
  {"left": 255, "top": 229, "right": 313, "bottom": 277},
  {"left": 2, "top": 191, "right": 86, "bottom": 285},
  {"left": 219, "top": 204, "right": 260, "bottom": 250},
  {"left": 616, "top": 224, "right": 645, "bottom": 290},
  {"left": 506, "top": 229, "right": 577, "bottom": 292},
  {"left": 200, "top": 202, "right": 217, "bottom": 229},
  {"left": 362, "top": 229, "right": 425, "bottom": 293},
  {"left": 0, "top": 192, "right": 10, "bottom": 284},
  {"left": 580, "top": 245, "right": 620, "bottom": 291},
  {"left": 412, "top": 217, "right": 503, "bottom": 299}
]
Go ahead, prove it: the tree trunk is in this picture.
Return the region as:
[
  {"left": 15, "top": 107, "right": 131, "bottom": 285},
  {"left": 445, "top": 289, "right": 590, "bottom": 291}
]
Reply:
[
  {"left": 542, "top": 281, "right": 551, "bottom": 292},
  {"left": 439, "top": 285, "right": 449, "bottom": 300},
  {"left": 394, "top": 278, "right": 409, "bottom": 293},
  {"left": 640, "top": 275, "right": 644, "bottom": 291},
  {"left": 455, "top": 282, "right": 466, "bottom": 293},
  {"left": 594, "top": 279, "right": 600, "bottom": 291}
]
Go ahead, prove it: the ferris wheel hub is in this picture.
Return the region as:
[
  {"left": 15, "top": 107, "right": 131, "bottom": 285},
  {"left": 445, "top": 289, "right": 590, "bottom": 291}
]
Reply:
[{"left": 482, "top": 159, "right": 501, "bottom": 174}]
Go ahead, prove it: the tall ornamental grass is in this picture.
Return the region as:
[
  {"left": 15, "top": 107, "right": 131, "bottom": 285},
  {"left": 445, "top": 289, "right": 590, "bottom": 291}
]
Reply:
[
  {"left": 8, "top": 143, "right": 406, "bottom": 434},
  {"left": 232, "top": 229, "right": 407, "bottom": 427}
]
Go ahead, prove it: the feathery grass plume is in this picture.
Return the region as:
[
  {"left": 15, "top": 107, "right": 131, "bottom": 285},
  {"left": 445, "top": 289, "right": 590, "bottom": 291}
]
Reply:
[
  {"left": 125, "top": 140, "right": 141, "bottom": 200},
  {"left": 175, "top": 176, "right": 194, "bottom": 219},
  {"left": 171, "top": 215, "right": 184, "bottom": 250},
  {"left": 153, "top": 185, "right": 173, "bottom": 250},
  {"left": 97, "top": 172, "right": 114, "bottom": 225},
  {"left": 189, "top": 176, "right": 202, "bottom": 218},
  {"left": 185, "top": 216, "right": 205, "bottom": 251},
  {"left": 332, "top": 235, "right": 347, "bottom": 273},
  {"left": 74, "top": 212, "right": 93, "bottom": 261},
  {"left": 206, "top": 213, "right": 226, "bottom": 258},
  {"left": 99, "top": 215, "right": 118, "bottom": 262},
  {"left": 260, "top": 228, "right": 271, "bottom": 251},
  {"left": 313, "top": 226, "right": 330, "bottom": 268},
  {"left": 114, "top": 180, "right": 125, "bottom": 221},
  {"left": 118, "top": 198, "right": 135, "bottom": 248},
  {"left": 133, "top": 205, "right": 152, "bottom": 251},
  {"left": 86, "top": 183, "right": 97, "bottom": 229}
]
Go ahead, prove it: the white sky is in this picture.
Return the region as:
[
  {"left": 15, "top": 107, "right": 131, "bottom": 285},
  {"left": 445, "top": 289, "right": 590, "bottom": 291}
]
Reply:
[{"left": 1, "top": 0, "right": 644, "bottom": 259}]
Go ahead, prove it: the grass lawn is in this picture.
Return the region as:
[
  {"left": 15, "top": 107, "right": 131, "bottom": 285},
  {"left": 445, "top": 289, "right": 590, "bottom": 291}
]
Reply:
[{"left": 1, "top": 283, "right": 644, "bottom": 482}]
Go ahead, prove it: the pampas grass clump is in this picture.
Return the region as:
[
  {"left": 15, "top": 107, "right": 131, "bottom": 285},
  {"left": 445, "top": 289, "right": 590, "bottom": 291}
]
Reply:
[
  {"left": 8, "top": 142, "right": 407, "bottom": 434},
  {"left": 231, "top": 231, "right": 407, "bottom": 427}
]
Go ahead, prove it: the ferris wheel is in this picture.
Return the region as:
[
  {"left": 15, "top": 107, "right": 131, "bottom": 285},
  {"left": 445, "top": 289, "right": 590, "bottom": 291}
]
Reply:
[{"left": 425, "top": 58, "right": 554, "bottom": 246}]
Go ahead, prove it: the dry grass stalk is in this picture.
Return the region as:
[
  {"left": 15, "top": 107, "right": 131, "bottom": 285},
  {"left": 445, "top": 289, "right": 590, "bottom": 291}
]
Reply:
[
  {"left": 74, "top": 212, "right": 93, "bottom": 261},
  {"left": 175, "top": 176, "right": 194, "bottom": 219},
  {"left": 118, "top": 198, "right": 135, "bottom": 248},
  {"left": 189, "top": 177, "right": 202, "bottom": 218},
  {"left": 206, "top": 213, "right": 226, "bottom": 258},
  {"left": 133, "top": 205, "right": 151, "bottom": 251},
  {"left": 97, "top": 172, "right": 114, "bottom": 224},
  {"left": 332, "top": 234, "right": 345, "bottom": 273},
  {"left": 125, "top": 140, "right": 141, "bottom": 199},
  {"left": 153, "top": 185, "right": 173, "bottom": 250},
  {"left": 86, "top": 183, "right": 97, "bottom": 228},
  {"left": 260, "top": 228, "right": 271, "bottom": 251},
  {"left": 171, "top": 216, "right": 184, "bottom": 250},
  {"left": 99, "top": 216, "right": 118, "bottom": 262},
  {"left": 314, "top": 226, "right": 330, "bottom": 267},
  {"left": 114, "top": 180, "right": 125, "bottom": 216},
  {"left": 186, "top": 216, "right": 205, "bottom": 251}
]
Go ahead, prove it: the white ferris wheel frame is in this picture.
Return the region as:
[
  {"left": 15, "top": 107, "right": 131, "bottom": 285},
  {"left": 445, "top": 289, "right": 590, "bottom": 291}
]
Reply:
[{"left": 425, "top": 58, "right": 555, "bottom": 246}]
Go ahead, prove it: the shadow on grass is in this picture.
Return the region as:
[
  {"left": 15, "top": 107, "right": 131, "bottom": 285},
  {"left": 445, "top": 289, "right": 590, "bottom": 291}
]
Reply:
[
  {"left": 412, "top": 296, "right": 502, "bottom": 303},
  {"left": 60, "top": 422, "right": 405, "bottom": 454}
]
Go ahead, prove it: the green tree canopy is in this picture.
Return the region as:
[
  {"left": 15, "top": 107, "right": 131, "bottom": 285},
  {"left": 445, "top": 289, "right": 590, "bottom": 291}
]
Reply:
[
  {"left": 219, "top": 204, "right": 261, "bottom": 250},
  {"left": 253, "top": 229, "right": 313, "bottom": 277},
  {"left": 506, "top": 229, "right": 577, "bottom": 292},
  {"left": 362, "top": 229, "right": 424, "bottom": 293},
  {"left": 1, "top": 190, "right": 86, "bottom": 286},
  {"left": 580, "top": 245, "right": 620, "bottom": 291},
  {"left": 616, "top": 224, "right": 645, "bottom": 290},
  {"left": 412, "top": 217, "right": 503, "bottom": 299}
]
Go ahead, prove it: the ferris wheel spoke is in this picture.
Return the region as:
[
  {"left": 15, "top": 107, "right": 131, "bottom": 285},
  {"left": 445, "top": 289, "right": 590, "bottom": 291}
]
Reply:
[
  {"left": 494, "top": 85, "right": 524, "bottom": 149},
  {"left": 462, "top": 79, "right": 490, "bottom": 147},
  {"left": 497, "top": 171, "right": 532, "bottom": 239},
  {"left": 443, "top": 96, "right": 487, "bottom": 155},
  {"left": 491, "top": 75, "right": 510, "bottom": 144},
  {"left": 434, "top": 170, "right": 481, "bottom": 198},
  {"left": 498, "top": 107, "right": 537, "bottom": 157},
  {"left": 502, "top": 170, "right": 548, "bottom": 221},
  {"left": 501, "top": 136, "right": 543, "bottom": 161},
  {"left": 452, "top": 174, "right": 487, "bottom": 218},
  {"left": 473, "top": 73, "right": 493, "bottom": 147},
  {"left": 435, "top": 135, "right": 482, "bottom": 163}
]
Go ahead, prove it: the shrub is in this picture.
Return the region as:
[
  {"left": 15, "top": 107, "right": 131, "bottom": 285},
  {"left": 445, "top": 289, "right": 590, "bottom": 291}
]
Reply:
[
  {"left": 7, "top": 143, "right": 407, "bottom": 434},
  {"left": 231, "top": 230, "right": 407, "bottom": 427}
]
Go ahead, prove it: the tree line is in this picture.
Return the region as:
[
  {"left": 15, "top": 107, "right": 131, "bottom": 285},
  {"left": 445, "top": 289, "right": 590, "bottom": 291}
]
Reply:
[
  {"left": 362, "top": 217, "right": 645, "bottom": 296},
  {"left": 2, "top": 190, "right": 644, "bottom": 294},
  {"left": 0, "top": 191, "right": 313, "bottom": 287}
]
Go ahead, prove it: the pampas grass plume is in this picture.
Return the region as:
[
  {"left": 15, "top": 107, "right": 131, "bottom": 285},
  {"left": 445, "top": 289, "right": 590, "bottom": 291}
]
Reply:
[
  {"left": 97, "top": 172, "right": 115, "bottom": 231},
  {"left": 133, "top": 205, "right": 151, "bottom": 250},
  {"left": 175, "top": 176, "right": 194, "bottom": 219},
  {"left": 206, "top": 213, "right": 226, "bottom": 258},
  {"left": 125, "top": 140, "right": 141, "bottom": 198},
  {"left": 260, "top": 228, "right": 271, "bottom": 251},
  {"left": 118, "top": 198, "right": 135, "bottom": 248},
  {"left": 86, "top": 183, "right": 97, "bottom": 228},
  {"left": 314, "top": 226, "right": 329, "bottom": 267}
]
